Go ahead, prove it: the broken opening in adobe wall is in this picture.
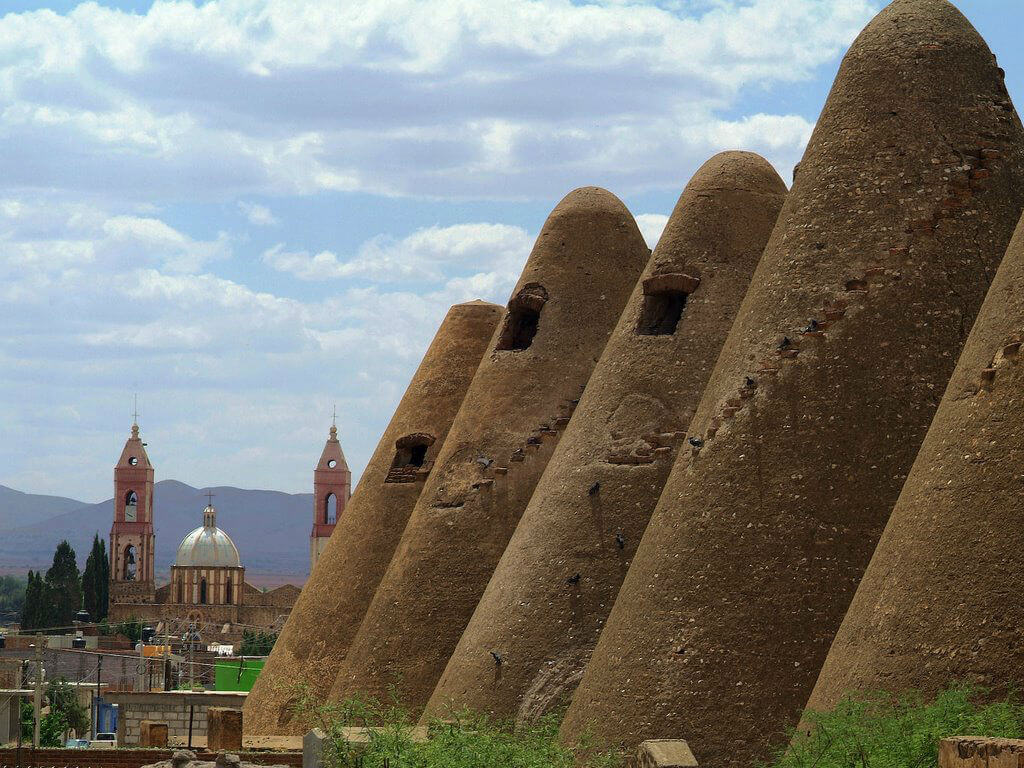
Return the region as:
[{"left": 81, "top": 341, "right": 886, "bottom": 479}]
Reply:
[
  {"left": 636, "top": 272, "right": 700, "bottom": 336},
  {"left": 386, "top": 432, "right": 436, "bottom": 483},
  {"left": 495, "top": 283, "right": 548, "bottom": 351}
]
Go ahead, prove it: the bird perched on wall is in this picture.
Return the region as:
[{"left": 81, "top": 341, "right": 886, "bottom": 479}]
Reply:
[
  {"left": 616, "top": 533, "right": 625, "bottom": 550},
  {"left": 588, "top": 481, "right": 600, "bottom": 496},
  {"left": 778, "top": 336, "right": 792, "bottom": 350},
  {"left": 803, "top": 318, "right": 820, "bottom": 333},
  {"left": 688, "top": 437, "right": 704, "bottom": 448},
  {"left": 744, "top": 377, "right": 757, "bottom": 389},
  {"left": 476, "top": 455, "right": 493, "bottom": 468},
  {"left": 566, "top": 573, "right": 581, "bottom": 586},
  {"left": 490, "top": 650, "right": 503, "bottom": 665}
]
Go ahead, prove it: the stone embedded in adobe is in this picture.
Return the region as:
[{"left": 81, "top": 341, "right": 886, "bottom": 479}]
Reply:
[
  {"left": 558, "top": 1, "right": 1024, "bottom": 765},
  {"left": 330, "top": 187, "right": 649, "bottom": 717},
  {"left": 803, "top": 214, "right": 1024, "bottom": 713},
  {"left": 243, "top": 299, "right": 503, "bottom": 736},
  {"left": 423, "top": 151, "right": 786, "bottom": 724}
]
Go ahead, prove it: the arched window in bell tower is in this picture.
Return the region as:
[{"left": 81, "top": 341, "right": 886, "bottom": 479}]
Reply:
[
  {"left": 176, "top": 579, "right": 183, "bottom": 604},
  {"left": 199, "top": 577, "right": 208, "bottom": 605},
  {"left": 123, "top": 544, "right": 138, "bottom": 581},
  {"left": 324, "top": 493, "right": 338, "bottom": 525},
  {"left": 124, "top": 490, "right": 138, "bottom": 522},
  {"left": 226, "top": 577, "right": 233, "bottom": 605}
]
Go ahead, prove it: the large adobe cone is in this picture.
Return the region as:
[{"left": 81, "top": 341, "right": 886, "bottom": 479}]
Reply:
[
  {"left": 559, "top": 2, "right": 1024, "bottom": 765},
  {"left": 243, "top": 299, "right": 502, "bottom": 736},
  {"left": 804, "top": 213, "right": 1024, "bottom": 713},
  {"left": 423, "top": 152, "right": 787, "bottom": 725},
  {"left": 330, "top": 187, "right": 649, "bottom": 716}
]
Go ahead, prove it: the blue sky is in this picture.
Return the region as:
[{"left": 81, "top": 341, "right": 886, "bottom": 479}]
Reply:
[{"left": 1, "top": 0, "right": 1021, "bottom": 503}]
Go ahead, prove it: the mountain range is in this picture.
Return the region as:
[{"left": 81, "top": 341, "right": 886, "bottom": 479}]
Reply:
[{"left": 0, "top": 480, "right": 312, "bottom": 585}]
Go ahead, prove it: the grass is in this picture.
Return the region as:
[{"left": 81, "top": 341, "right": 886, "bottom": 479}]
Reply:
[
  {"left": 291, "top": 682, "right": 1024, "bottom": 768},
  {"left": 772, "top": 685, "right": 1024, "bottom": 768}
]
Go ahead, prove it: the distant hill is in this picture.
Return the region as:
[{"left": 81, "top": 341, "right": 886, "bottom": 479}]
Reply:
[
  {"left": 0, "top": 485, "right": 90, "bottom": 530},
  {"left": 0, "top": 480, "right": 313, "bottom": 584}
]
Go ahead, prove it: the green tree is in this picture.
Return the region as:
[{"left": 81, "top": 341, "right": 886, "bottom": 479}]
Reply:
[
  {"left": 20, "top": 570, "right": 44, "bottom": 630},
  {"left": 46, "top": 678, "right": 89, "bottom": 737},
  {"left": 82, "top": 534, "right": 109, "bottom": 622},
  {"left": 43, "top": 540, "right": 82, "bottom": 632},
  {"left": 240, "top": 630, "right": 278, "bottom": 656},
  {"left": 0, "top": 575, "right": 27, "bottom": 614}
]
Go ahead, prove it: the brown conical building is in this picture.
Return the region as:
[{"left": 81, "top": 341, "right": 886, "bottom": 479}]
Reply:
[
  {"left": 559, "top": 2, "right": 1024, "bottom": 765},
  {"left": 244, "top": 299, "right": 503, "bottom": 736},
  {"left": 330, "top": 187, "right": 649, "bottom": 716},
  {"left": 804, "top": 213, "right": 1024, "bottom": 713},
  {"left": 423, "top": 152, "right": 787, "bottom": 724}
]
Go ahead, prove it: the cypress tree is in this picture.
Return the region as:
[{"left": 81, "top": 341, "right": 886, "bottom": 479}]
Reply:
[
  {"left": 82, "top": 534, "right": 109, "bottom": 622},
  {"left": 44, "top": 541, "right": 81, "bottom": 631},
  {"left": 21, "top": 571, "right": 43, "bottom": 630},
  {"left": 98, "top": 538, "right": 109, "bottom": 621}
]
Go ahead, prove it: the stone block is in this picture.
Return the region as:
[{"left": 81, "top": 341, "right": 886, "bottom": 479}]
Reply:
[
  {"left": 636, "top": 740, "right": 698, "bottom": 768},
  {"left": 939, "top": 737, "right": 1024, "bottom": 768},
  {"left": 303, "top": 728, "right": 326, "bottom": 768},
  {"left": 207, "top": 707, "right": 243, "bottom": 751},
  {"left": 140, "top": 720, "right": 169, "bottom": 747}
]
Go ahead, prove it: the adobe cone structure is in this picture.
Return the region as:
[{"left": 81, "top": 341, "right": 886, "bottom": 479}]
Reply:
[
  {"left": 329, "top": 187, "right": 649, "bottom": 716},
  {"left": 243, "top": 299, "right": 503, "bottom": 736},
  {"left": 423, "top": 152, "right": 787, "bottom": 724},
  {"left": 804, "top": 213, "right": 1024, "bottom": 713},
  {"left": 559, "top": 2, "right": 1024, "bottom": 766}
]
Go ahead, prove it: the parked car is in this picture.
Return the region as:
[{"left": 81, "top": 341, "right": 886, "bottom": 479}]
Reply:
[
  {"left": 65, "top": 738, "right": 91, "bottom": 749},
  {"left": 90, "top": 733, "right": 117, "bottom": 748}
]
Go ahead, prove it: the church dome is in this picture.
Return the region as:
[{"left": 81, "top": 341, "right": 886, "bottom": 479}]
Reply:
[{"left": 175, "top": 504, "right": 241, "bottom": 568}]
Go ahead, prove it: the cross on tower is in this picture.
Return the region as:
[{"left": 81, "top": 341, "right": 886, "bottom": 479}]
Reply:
[
  {"left": 332, "top": 404, "right": 337, "bottom": 428},
  {"left": 132, "top": 393, "right": 139, "bottom": 425},
  {"left": 205, "top": 490, "right": 215, "bottom": 506}
]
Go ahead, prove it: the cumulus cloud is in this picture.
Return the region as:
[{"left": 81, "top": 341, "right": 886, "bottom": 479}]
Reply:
[
  {"left": 263, "top": 223, "right": 532, "bottom": 283},
  {"left": 239, "top": 202, "right": 279, "bottom": 226},
  {"left": 0, "top": 0, "right": 875, "bottom": 202}
]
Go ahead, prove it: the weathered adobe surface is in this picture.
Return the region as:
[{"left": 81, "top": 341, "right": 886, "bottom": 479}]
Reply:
[
  {"left": 804, "top": 213, "right": 1024, "bottom": 713},
  {"left": 243, "top": 300, "right": 503, "bottom": 736},
  {"left": 558, "top": 2, "right": 1024, "bottom": 765},
  {"left": 422, "top": 152, "right": 787, "bottom": 725},
  {"left": 330, "top": 187, "right": 649, "bottom": 717}
]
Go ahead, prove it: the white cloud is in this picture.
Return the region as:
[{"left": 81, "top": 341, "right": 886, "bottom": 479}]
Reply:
[
  {"left": 636, "top": 213, "right": 669, "bottom": 250},
  {"left": 0, "top": 0, "right": 875, "bottom": 201},
  {"left": 239, "top": 201, "right": 279, "bottom": 226},
  {"left": 263, "top": 222, "right": 532, "bottom": 283}
]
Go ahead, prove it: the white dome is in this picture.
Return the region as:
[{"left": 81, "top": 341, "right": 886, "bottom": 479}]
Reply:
[{"left": 175, "top": 504, "right": 241, "bottom": 568}]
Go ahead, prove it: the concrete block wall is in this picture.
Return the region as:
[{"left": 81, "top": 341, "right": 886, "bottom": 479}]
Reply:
[{"left": 105, "top": 691, "right": 247, "bottom": 747}]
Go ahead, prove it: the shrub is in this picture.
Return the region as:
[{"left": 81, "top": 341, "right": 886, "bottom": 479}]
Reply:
[{"left": 774, "top": 685, "right": 1024, "bottom": 768}]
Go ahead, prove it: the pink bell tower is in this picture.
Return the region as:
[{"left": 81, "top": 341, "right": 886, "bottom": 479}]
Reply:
[
  {"left": 109, "top": 414, "right": 156, "bottom": 606},
  {"left": 311, "top": 415, "right": 351, "bottom": 572}
]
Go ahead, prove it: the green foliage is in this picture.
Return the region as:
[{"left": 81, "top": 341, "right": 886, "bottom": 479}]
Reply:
[
  {"left": 289, "top": 685, "right": 597, "bottom": 768},
  {"left": 240, "top": 629, "right": 277, "bottom": 656},
  {"left": 44, "top": 540, "right": 82, "bottom": 632},
  {"left": 20, "top": 699, "right": 33, "bottom": 741},
  {"left": 20, "top": 570, "right": 47, "bottom": 630},
  {"left": 0, "top": 574, "right": 27, "bottom": 613},
  {"left": 101, "top": 616, "right": 143, "bottom": 643},
  {"left": 772, "top": 686, "right": 1024, "bottom": 768},
  {"left": 47, "top": 677, "right": 90, "bottom": 736},
  {"left": 82, "top": 533, "right": 110, "bottom": 622},
  {"left": 39, "top": 710, "right": 69, "bottom": 747}
]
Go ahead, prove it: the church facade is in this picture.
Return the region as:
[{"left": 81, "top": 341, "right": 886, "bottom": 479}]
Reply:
[{"left": 108, "top": 420, "right": 347, "bottom": 641}]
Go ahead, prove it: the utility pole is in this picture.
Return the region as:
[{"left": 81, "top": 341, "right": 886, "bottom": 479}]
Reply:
[
  {"left": 32, "top": 634, "right": 45, "bottom": 749},
  {"left": 93, "top": 655, "right": 102, "bottom": 739}
]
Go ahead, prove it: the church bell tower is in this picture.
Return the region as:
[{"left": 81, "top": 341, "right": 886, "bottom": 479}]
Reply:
[
  {"left": 311, "top": 420, "right": 351, "bottom": 572},
  {"left": 109, "top": 418, "right": 156, "bottom": 605}
]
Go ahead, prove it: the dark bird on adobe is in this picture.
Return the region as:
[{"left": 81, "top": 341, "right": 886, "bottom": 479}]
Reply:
[
  {"left": 588, "top": 481, "right": 600, "bottom": 496},
  {"left": 778, "top": 336, "right": 792, "bottom": 350},
  {"left": 744, "top": 377, "right": 757, "bottom": 389},
  {"left": 566, "top": 573, "right": 581, "bottom": 586},
  {"left": 616, "top": 532, "right": 625, "bottom": 550},
  {"left": 490, "top": 650, "right": 503, "bottom": 665},
  {"left": 688, "top": 437, "right": 704, "bottom": 448},
  {"left": 476, "top": 456, "right": 492, "bottom": 468},
  {"left": 803, "top": 318, "right": 820, "bottom": 333}
]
